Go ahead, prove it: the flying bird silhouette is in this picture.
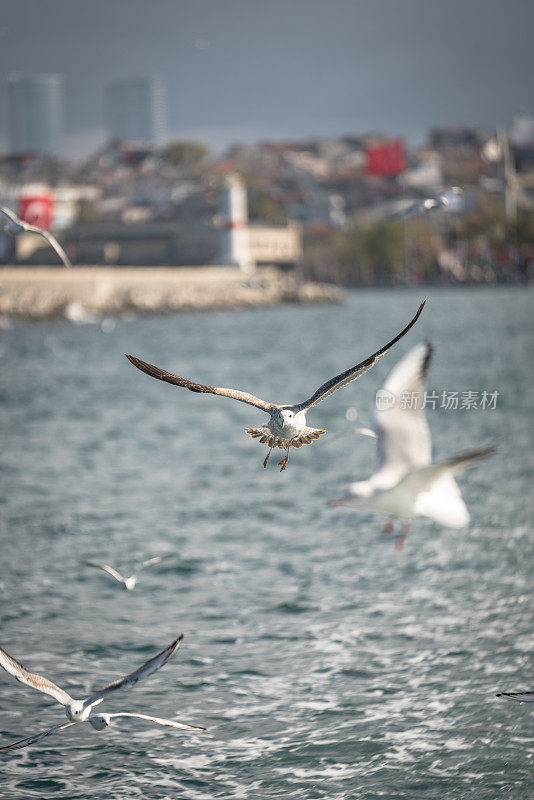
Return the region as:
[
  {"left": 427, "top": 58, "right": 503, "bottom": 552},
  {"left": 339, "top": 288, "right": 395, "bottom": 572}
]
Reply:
[
  {"left": 330, "top": 341, "right": 494, "bottom": 544},
  {"left": 0, "top": 634, "right": 204, "bottom": 752},
  {"left": 0, "top": 205, "right": 72, "bottom": 268},
  {"left": 126, "top": 302, "right": 426, "bottom": 471},
  {"left": 496, "top": 691, "right": 534, "bottom": 702},
  {"left": 80, "top": 555, "right": 171, "bottom": 591}
]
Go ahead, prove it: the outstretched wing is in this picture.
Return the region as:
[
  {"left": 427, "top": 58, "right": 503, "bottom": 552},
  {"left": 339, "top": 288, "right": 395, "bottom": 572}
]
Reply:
[
  {"left": 0, "top": 721, "right": 75, "bottom": 752},
  {"left": 0, "top": 647, "right": 74, "bottom": 707},
  {"left": 137, "top": 555, "right": 172, "bottom": 573},
  {"left": 83, "top": 634, "right": 183, "bottom": 709},
  {"left": 399, "top": 445, "right": 495, "bottom": 493},
  {"left": 28, "top": 227, "right": 72, "bottom": 268},
  {"left": 0, "top": 206, "right": 24, "bottom": 234},
  {"left": 126, "top": 355, "right": 274, "bottom": 412},
  {"left": 81, "top": 560, "right": 126, "bottom": 584},
  {"left": 400, "top": 445, "right": 495, "bottom": 528},
  {"left": 369, "top": 341, "right": 433, "bottom": 490},
  {"left": 497, "top": 691, "right": 534, "bottom": 702},
  {"left": 107, "top": 712, "right": 206, "bottom": 731},
  {"left": 293, "top": 302, "right": 426, "bottom": 411}
]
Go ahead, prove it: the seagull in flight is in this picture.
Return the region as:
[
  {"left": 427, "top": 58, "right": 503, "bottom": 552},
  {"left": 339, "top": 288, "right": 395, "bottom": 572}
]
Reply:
[
  {"left": 392, "top": 187, "right": 464, "bottom": 220},
  {"left": 330, "top": 341, "right": 494, "bottom": 544},
  {"left": 126, "top": 302, "right": 426, "bottom": 471},
  {"left": 0, "top": 634, "right": 204, "bottom": 752},
  {"left": 81, "top": 555, "right": 171, "bottom": 591},
  {"left": 0, "top": 205, "right": 72, "bottom": 268},
  {"left": 497, "top": 691, "right": 534, "bottom": 702}
]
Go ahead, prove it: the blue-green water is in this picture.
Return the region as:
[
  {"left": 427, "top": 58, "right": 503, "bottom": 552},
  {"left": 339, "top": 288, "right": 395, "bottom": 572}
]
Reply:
[{"left": 0, "top": 288, "right": 532, "bottom": 799}]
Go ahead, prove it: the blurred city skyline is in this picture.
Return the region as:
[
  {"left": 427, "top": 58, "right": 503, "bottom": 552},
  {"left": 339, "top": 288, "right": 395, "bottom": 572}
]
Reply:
[{"left": 0, "top": 0, "right": 533, "bottom": 159}]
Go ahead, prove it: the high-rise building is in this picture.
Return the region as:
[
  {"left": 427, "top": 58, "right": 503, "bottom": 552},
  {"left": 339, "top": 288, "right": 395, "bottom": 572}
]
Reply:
[
  {"left": 105, "top": 77, "right": 165, "bottom": 143},
  {"left": 8, "top": 73, "right": 64, "bottom": 156}
]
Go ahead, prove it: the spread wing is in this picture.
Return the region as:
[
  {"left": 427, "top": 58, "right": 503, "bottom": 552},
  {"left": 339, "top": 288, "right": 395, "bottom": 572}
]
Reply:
[
  {"left": 27, "top": 226, "right": 72, "bottom": 268},
  {"left": 0, "top": 206, "right": 24, "bottom": 234},
  {"left": 125, "top": 355, "right": 274, "bottom": 412},
  {"left": 107, "top": 712, "right": 205, "bottom": 731},
  {"left": 397, "top": 445, "right": 495, "bottom": 494},
  {"left": 83, "top": 634, "right": 183, "bottom": 709},
  {"left": 137, "top": 555, "right": 171, "bottom": 573},
  {"left": 369, "top": 341, "right": 433, "bottom": 490},
  {"left": 0, "top": 647, "right": 74, "bottom": 707},
  {"left": 497, "top": 691, "right": 534, "bottom": 702},
  {"left": 81, "top": 560, "right": 126, "bottom": 584},
  {"left": 0, "top": 721, "right": 75, "bottom": 752},
  {"left": 293, "top": 302, "right": 426, "bottom": 412}
]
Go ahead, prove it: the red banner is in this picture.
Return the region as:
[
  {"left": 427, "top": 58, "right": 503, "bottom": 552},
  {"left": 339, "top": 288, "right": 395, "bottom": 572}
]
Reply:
[
  {"left": 365, "top": 139, "right": 406, "bottom": 176},
  {"left": 18, "top": 192, "right": 54, "bottom": 231}
]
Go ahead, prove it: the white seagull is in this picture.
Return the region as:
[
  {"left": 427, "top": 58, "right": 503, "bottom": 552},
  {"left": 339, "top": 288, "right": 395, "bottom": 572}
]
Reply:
[
  {"left": 392, "top": 187, "right": 464, "bottom": 220},
  {"left": 330, "top": 341, "right": 494, "bottom": 542},
  {"left": 497, "top": 691, "right": 534, "bottom": 702},
  {"left": 81, "top": 555, "right": 171, "bottom": 591},
  {"left": 0, "top": 634, "right": 204, "bottom": 752},
  {"left": 126, "top": 302, "right": 426, "bottom": 471},
  {"left": 0, "top": 205, "right": 72, "bottom": 268}
]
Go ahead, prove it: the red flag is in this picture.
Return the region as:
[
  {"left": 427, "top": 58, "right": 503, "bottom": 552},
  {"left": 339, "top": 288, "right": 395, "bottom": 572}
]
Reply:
[
  {"left": 365, "top": 139, "right": 406, "bottom": 176},
  {"left": 19, "top": 191, "right": 54, "bottom": 231}
]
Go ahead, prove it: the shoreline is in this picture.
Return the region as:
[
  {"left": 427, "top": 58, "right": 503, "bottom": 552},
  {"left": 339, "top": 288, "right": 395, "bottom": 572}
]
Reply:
[{"left": 0, "top": 265, "right": 344, "bottom": 321}]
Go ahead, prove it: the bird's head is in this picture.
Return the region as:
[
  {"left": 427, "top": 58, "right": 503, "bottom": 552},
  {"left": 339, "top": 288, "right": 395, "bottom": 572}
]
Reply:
[
  {"left": 89, "top": 714, "right": 110, "bottom": 731},
  {"left": 277, "top": 409, "right": 294, "bottom": 428},
  {"left": 67, "top": 700, "right": 86, "bottom": 721}
]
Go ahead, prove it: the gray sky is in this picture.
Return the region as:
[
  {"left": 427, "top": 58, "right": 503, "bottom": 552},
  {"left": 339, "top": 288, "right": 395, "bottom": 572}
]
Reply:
[{"left": 0, "top": 0, "right": 532, "bottom": 158}]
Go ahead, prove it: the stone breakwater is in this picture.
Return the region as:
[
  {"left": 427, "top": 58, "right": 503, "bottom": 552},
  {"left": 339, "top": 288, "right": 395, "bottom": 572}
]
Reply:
[{"left": 0, "top": 266, "right": 343, "bottom": 321}]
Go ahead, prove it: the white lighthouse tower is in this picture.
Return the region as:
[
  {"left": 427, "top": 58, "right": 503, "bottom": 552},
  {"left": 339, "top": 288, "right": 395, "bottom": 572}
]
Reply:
[{"left": 219, "top": 174, "right": 253, "bottom": 273}]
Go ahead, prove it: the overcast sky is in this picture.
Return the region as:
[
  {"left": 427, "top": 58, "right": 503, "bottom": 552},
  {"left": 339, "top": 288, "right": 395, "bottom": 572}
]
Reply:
[{"left": 1, "top": 0, "right": 532, "bottom": 158}]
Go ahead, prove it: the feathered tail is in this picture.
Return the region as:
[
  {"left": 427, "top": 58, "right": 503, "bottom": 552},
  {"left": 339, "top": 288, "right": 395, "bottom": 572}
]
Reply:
[{"left": 245, "top": 426, "right": 326, "bottom": 449}]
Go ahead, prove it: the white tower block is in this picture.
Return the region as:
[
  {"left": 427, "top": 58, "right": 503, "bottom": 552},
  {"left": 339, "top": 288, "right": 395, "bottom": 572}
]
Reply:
[{"left": 219, "top": 174, "right": 253, "bottom": 273}]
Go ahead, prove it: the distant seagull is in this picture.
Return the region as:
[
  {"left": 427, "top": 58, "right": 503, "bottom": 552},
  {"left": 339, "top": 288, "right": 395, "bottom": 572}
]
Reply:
[
  {"left": 126, "top": 302, "right": 425, "bottom": 471},
  {"left": 0, "top": 205, "right": 72, "bottom": 268},
  {"left": 0, "top": 634, "right": 204, "bottom": 752},
  {"left": 330, "top": 342, "right": 494, "bottom": 543},
  {"left": 497, "top": 691, "right": 534, "bottom": 702},
  {"left": 392, "top": 187, "right": 464, "bottom": 220},
  {"left": 81, "top": 555, "right": 171, "bottom": 591}
]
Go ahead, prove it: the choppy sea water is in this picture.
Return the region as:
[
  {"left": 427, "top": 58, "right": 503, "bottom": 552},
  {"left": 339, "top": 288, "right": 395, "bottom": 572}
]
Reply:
[{"left": 0, "top": 287, "right": 532, "bottom": 799}]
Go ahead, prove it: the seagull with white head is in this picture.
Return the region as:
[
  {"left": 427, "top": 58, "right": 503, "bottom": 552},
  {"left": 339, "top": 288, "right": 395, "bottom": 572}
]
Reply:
[
  {"left": 126, "top": 302, "right": 426, "bottom": 471},
  {"left": 0, "top": 634, "right": 204, "bottom": 751},
  {"left": 80, "top": 555, "right": 171, "bottom": 591},
  {"left": 330, "top": 341, "right": 494, "bottom": 544}
]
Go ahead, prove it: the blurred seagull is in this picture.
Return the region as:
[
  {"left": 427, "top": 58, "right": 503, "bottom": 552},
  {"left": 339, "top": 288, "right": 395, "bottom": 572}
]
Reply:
[
  {"left": 0, "top": 634, "right": 204, "bottom": 752},
  {"left": 126, "top": 302, "right": 425, "bottom": 472},
  {"left": 497, "top": 691, "right": 534, "bottom": 702},
  {"left": 0, "top": 205, "right": 72, "bottom": 268},
  {"left": 392, "top": 187, "right": 464, "bottom": 220},
  {"left": 81, "top": 555, "right": 171, "bottom": 591},
  {"left": 330, "top": 342, "right": 494, "bottom": 543}
]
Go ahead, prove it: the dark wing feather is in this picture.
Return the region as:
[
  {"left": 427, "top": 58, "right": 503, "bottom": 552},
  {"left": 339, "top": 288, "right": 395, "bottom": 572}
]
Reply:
[
  {"left": 293, "top": 302, "right": 426, "bottom": 411},
  {"left": 496, "top": 691, "right": 534, "bottom": 702},
  {"left": 0, "top": 721, "right": 75, "bottom": 751},
  {"left": 83, "top": 634, "right": 183, "bottom": 709},
  {"left": 126, "top": 355, "right": 273, "bottom": 412}
]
